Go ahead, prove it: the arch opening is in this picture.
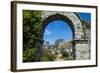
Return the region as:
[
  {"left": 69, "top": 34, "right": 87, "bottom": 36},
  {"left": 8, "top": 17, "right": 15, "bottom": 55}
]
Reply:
[
  {"left": 41, "top": 14, "right": 76, "bottom": 61},
  {"left": 43, "top": 20, "right": 73, "bottom": 44}
]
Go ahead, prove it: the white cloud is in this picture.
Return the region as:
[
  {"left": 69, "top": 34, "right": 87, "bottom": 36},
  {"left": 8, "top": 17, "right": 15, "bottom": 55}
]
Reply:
[{"left": 45, "top": 29, "right": 51, "bottom": 35}]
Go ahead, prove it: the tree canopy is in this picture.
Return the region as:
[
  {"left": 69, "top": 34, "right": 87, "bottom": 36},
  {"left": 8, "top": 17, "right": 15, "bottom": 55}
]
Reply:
[{"left": 23, "top": 10, "right": 42, "bottom": 62}]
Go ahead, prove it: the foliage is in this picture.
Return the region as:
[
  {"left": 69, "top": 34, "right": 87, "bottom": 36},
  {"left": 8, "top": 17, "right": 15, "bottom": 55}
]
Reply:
[
  {"left": 47, "top": 54, "right": 56, "bottom": 61},
  {"left": 41, "top": 54, "right": 56, "bottom": 61},
  {"left": 23, "top": 10, "right": 42, "bottom": 50},
  {"left": 23, "top": 48, "right": 36, "bottom": 62},
  {"left": 23, "top": 10, "right": 42, "bottom": 62},
  {"left": 40, "top": 48, "right": 56, "bottom": 61},
  {"left": 62, "top": 51, "right": 69, "bottom": 57},
  {"left": 41, "top": 56, "right": 49, "bottom": 61}
]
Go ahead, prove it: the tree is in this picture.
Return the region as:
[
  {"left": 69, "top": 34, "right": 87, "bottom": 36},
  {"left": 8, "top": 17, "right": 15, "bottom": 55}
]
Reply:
[
  {"left": 23, "top": 10, "right": 42, "bottom": 50},
  {"left": 23, "top": 10, "right": 43, "bottom": 62}
]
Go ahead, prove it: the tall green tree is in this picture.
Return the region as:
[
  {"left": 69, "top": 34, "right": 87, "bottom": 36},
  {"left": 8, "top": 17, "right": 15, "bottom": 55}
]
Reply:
[
  {"left": 23, "top": 10, "right": 42, "bottom": 50},
  {"left": 23, "top": 10, "right": 42, "bottom": 62}
]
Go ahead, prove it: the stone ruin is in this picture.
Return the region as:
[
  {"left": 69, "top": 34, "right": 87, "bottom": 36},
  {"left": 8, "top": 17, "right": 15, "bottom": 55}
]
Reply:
[{"left": 35, "top": 11, "right": 91, "bottom": 61}]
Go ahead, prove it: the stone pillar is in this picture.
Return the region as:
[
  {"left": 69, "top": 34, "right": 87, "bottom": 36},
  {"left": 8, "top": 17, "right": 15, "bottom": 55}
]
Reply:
[
  {"left": 74, "top": 40, "right": 90, "bottom": 60},
  {"left": 71, "top": 41, "right": 76, "bottom": 59}
]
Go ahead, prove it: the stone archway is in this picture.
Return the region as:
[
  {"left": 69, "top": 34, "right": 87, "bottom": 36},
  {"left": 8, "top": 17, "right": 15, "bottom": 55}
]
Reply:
[
  {"left": 34, "top": 11, "right": 90, "bottom": 61},
  {"left": 41, "top": 11, "right": 84, "bottom": 40}
]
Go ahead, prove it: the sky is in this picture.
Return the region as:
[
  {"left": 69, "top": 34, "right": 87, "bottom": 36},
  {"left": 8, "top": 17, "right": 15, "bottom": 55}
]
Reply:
[
  {"left": 79, "top": 13, "right": 91, "bottom": 22},
  {"left": 43, "top": 12, "right": 91, "bottom": 44}
]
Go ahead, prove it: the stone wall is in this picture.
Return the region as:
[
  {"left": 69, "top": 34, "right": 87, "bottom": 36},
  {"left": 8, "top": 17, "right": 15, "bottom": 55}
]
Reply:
[{"left": 75, "top": 40, "right": 90, "bottom": 60}]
